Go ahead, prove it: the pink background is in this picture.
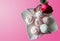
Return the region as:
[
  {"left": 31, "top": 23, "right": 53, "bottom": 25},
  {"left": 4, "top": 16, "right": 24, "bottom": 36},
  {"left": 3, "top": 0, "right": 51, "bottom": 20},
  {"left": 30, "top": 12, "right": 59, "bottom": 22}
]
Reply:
[{"left": 0, "top": 0, "right": 60, "bottom": 41}]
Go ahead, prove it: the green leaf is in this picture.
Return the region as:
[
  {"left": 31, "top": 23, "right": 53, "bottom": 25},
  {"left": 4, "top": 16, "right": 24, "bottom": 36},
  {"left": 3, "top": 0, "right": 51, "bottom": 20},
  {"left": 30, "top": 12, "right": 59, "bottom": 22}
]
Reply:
[{"left": 40, "top": 0, "right": 46, "bottom": 4}]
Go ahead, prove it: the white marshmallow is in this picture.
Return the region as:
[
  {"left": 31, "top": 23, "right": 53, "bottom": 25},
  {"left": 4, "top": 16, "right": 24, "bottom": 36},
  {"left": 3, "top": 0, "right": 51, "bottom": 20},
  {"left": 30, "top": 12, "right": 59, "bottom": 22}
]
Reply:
[
  {"left": 25, "top": 15, "right": 33, "bottom": 25},
  {"left": 42, "top": 17, "right": 49, "bottom": 24},
  {"left": 40, "top": 24, "right": 48, "bottom": 33},
  {"left": 31, "top": 26, "right": 37, "bottom": 34},
  {"left": 35, "top": 19, "right": 42, "bottom": 26}
]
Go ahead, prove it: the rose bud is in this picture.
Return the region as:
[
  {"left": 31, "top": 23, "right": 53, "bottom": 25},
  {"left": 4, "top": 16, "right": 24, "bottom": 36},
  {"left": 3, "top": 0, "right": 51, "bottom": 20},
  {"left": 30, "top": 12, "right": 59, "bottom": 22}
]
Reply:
[{"left": 41, "top": 3, "right": 53, "bottom": 14}]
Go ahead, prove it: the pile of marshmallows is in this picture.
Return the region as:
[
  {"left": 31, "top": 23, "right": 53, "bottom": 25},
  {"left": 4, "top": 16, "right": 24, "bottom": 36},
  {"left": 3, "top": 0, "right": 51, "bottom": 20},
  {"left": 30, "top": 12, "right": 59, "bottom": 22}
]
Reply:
[
  {"left": 25, "top": 3, "right": 53, "bottom": 34},
  {"left": 21, "top": 2, "right": 57, "bottom": 40},
  {"left": 25, "top": 11, "right": 49, "bottom": 34}
]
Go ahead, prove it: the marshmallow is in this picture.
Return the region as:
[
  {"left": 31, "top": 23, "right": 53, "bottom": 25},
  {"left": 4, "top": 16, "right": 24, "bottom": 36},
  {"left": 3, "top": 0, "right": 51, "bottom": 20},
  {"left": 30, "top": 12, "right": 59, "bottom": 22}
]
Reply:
[
  {"left": 30, "top": 26, "right": 39, "bottom": 34},
  {"left": 35, "top": 19, "right": 42, "bottom": 26},
  {"left": 25, "top": 15, "right": 33, "bottom": 25},
  {"left": 40, "top": 24, "right": 48, "bottom": 33},
  {"left": 31, "top": 26, "right": 37, "bottom": 34},
  {"left": 42, "top": 16, "right": 49, "bottom": 24}
]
